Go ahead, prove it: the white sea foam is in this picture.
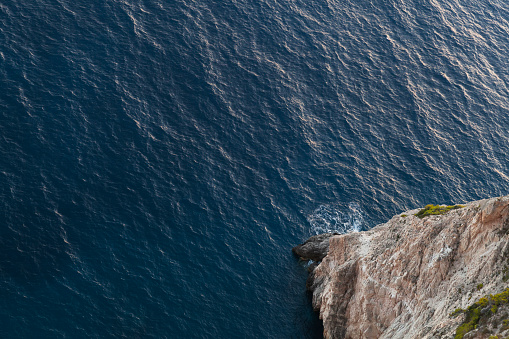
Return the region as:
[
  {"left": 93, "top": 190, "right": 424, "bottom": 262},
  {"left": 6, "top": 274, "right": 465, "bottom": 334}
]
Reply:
[{"left": 308, "top": 202, "right": 370, "bottom": 235}]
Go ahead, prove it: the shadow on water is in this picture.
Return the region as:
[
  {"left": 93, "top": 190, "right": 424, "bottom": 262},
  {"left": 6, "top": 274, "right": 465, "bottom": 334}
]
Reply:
[
  {"left": 290, "top": 252, "right": 325, "bottom": 339},
  {"left": 304, "top": 290, "right": 325, "bottom": 339}
]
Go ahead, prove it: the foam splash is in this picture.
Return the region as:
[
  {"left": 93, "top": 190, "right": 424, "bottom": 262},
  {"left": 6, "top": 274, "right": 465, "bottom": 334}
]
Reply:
[
  {"left": 308, "top": 202, "right": 369, "bottom": 235},
  {"left": 298, "top": 259, "right": 315, "bottom": 269}
]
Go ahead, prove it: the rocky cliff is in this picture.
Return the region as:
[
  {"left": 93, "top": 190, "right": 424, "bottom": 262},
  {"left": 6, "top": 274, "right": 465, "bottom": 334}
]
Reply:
[{"left": 294, "top": 196, "right": 509, "bottom": 339}]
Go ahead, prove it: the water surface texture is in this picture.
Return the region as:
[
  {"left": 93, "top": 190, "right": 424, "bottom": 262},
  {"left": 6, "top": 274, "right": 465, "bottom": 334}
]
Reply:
[{"left": 1, "top": 0, "right": 509, "bottom": 337}]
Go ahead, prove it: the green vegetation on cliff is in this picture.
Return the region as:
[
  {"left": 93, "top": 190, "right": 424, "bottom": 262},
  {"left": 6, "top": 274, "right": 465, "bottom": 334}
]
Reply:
[
  {"left": 452, "top": 288, "right": 509, "bottom": 339},
  {"left": 414, "top": 204, "right": 465, "bottom": 219}
]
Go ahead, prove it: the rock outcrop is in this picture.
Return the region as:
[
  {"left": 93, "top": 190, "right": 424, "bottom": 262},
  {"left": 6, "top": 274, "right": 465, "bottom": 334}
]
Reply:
[
  {"left": 292, "top": 233, "right": 338, "bottom": 262},
  {"left": 294, "top": 196, "right": 509, "bottom": 338}
]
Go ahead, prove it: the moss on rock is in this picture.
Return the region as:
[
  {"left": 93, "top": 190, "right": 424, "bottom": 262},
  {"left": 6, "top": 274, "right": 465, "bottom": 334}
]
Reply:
[
  {"left": 414, "top": 204, "right": 465, "bottom": 219},
  {"left": 454, "top": 288, "right": 509, "bottom": 339}
]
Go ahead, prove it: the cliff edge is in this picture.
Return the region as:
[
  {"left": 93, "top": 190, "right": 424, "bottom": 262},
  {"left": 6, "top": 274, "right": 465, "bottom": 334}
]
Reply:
[{"left": 294, "top": 196, "right": 509, "bottom": 338}]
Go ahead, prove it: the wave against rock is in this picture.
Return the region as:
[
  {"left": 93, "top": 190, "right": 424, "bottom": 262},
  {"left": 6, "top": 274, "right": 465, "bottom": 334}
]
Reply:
[{"left": 294, "top": 196, "right": 509, "bottom": 338}]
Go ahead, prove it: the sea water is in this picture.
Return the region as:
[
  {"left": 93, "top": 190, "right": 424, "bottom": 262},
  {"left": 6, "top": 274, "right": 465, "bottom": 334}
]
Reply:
[{"left": 1, "top": 0, "right": 509, "bottom": 337}]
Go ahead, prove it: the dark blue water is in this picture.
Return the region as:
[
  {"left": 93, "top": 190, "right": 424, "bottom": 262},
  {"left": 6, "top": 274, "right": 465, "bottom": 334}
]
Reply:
[{"left": 2, "top": 0, "right": 509, "bottom": 337}]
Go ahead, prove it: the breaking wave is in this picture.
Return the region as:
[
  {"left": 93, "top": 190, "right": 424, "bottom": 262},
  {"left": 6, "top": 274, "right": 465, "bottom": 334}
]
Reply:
[{"left": 308, "top": 202, "right": 371, "bottom": 235}]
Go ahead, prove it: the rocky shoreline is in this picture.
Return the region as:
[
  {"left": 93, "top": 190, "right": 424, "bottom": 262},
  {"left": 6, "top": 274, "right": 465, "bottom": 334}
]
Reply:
[{"left": 294, "top": 196, "right": 509, "bottom": 339}]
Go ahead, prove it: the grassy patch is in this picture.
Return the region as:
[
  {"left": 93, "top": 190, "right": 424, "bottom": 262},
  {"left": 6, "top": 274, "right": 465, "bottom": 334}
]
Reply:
[
  {"left": 450, "top": 308, "right": 464, "bottom": 318},
  {"left": 414, "top": 204, "right": 465, "bottom": 219},
  {"left": 455, "top": 307, "right": 480, "bottom": 339},
  {"left": 454, "top": 288, "right": 509, "bottom": 339}
]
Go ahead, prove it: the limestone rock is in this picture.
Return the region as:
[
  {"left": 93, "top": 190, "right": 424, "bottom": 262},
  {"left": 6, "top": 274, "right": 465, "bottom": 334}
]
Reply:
[
  {"left": 292, "top": 233, "right": 337, "bottom": 262},
  {"left": 296, "top": 196, "right": 509, "bottom": 339}
]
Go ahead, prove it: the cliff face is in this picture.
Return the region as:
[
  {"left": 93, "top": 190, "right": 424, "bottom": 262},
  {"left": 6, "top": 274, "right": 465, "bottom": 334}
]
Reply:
[{"left": 294, "top": 196, "right": 509, "bottom": 339}]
